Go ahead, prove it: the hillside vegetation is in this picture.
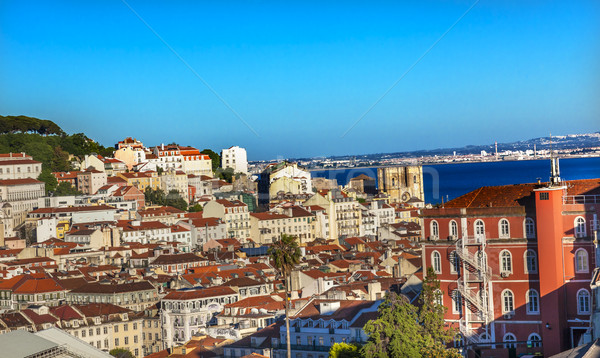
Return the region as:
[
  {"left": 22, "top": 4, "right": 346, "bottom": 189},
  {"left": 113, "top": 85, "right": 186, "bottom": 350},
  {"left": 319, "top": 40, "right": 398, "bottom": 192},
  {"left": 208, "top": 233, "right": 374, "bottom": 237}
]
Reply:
[{"left": 0, "top": 115, "right": 115, "bottom": 192}]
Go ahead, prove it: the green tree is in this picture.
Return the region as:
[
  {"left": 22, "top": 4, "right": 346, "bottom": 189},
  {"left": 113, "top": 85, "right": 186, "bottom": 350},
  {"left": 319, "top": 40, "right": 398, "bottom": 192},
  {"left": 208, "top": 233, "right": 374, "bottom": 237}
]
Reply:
[
  {"left": 418, "top": 268, "right": 457, "bottom": 357},
  {"left": 38, "top": 168, "right": 58, "bottom": 194},
  {"left": 53, "top": 181, "right": 82, "bottom": 196},
  {"left": 189, "top": 203, "right": 203, "bottom": 212},
  {"left": 50, "top": 146, "right": 71, "bottom": 172},
  {"left": 362, "top": 292, "right": 423, "bottom": 358},
  {"left": 216, "top": 167, "right": 235, "bottom": 183},
  {"left": 268, "top": 234, "right": 302, "bottom": 358},
  {"left": 109, "top": 348, "right": 134, "bottom": 358},
  {"left": 362, "top": 286, "right": 460, "bottom": 358},
  {"left": 165, "top": 189, "right": 188, "bottom": 211},
  {"left": 201, "top": 148, "right": 221, "bottom": 173},
  {"left": 144, "top": 187, "right": 166, "bottom": 206},
  {"left": 329, "top": 342, "right": 362, "bottom": 358}
]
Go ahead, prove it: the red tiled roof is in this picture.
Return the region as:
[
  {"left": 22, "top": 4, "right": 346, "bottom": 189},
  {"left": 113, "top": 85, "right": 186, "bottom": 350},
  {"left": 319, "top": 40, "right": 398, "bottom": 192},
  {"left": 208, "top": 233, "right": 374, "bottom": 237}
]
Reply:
[
  {"left": 0, "top": 178, "right": 43, "bottom": 186},
  {"left": 250, "top": 212, "right": 289, "bottom": 220}
]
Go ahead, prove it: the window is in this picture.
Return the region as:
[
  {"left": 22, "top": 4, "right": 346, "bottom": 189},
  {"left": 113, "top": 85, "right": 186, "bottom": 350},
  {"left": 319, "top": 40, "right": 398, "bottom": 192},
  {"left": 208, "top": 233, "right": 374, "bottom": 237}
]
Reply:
[
  {"left": 453, "top": 334, "right": 463, "bottom": 348},
  {"left": 499, "top": 219, "right": 510, "bottom": 238},
  {"left": 576, "top": 249, "right": 589, "bottom": 273},
  {"left": 525, "top": 250, "right": 538, "bottom": 273},
  {"left": 450, "top": 221, "right": 458, "bottom": 238},
  {"left": 431, "top": 251, "right": 442, "bottom": 274},
  {"left": 502, "top": 290, "right": 514, "bottom": 313},
  {"left": 503, "top": 333, "right": 517, "bottom": 348},
  {"left": 540, "top": 192, "right": 549, "bottom": 200},
  {"left": 526, "top": 289, "right": 539, "bottom": 314},
  {"left": 500, "top": 250, "right": 512, "bottom": 274},
  {"left": 452, "top": 290, "right": 462, "bottom": 314},
  {"left": 434, "top": 289, "right": 443, "bottom": 306},
  {"left": 578, "top": 289, "right": 591, "bottom": 314},
  {"left": 474, "top": 220, "right": 485, "bottom": 239},
  {"left": 528, "top": 333, "right": 542, "bottom": 348},
  {"left": 450, "top": 251, "right": 460, "bottom": 274},
  {"left": 575, "top": 217, "right": 586, "bottom": 238},
  {"left": 525, "top": 218, "right": 535, "bottom": 238},
  {"left": 430, "top": 221, "right": 439, "bottom": 239}
]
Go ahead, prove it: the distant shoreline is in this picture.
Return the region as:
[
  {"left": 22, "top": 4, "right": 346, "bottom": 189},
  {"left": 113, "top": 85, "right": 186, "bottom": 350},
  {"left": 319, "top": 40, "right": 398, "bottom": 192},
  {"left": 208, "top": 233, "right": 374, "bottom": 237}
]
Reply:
[{"left": 307, "top": 154, "right": 600, "bottom": 172}]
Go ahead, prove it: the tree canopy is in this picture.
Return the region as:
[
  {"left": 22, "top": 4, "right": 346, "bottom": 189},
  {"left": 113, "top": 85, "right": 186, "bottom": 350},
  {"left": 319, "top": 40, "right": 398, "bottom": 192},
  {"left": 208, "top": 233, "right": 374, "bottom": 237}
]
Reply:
[
  {"left": 201, "top": 148, "right": 220, "bottom": 173},
  {"left": 329, "top": 342, "right": 362, "bottom": 358},
  {"left": 109, "top": 348, "right": 134, "bottom": 358},
  {"left": 0, "top": 115, "right": 65, "bottom": 135},
  {"left": 361, "top": 269, "right": 460, "bottom": 358},
  {"left": 144, "top": 187, "right": 188, "bottom": 211},
  {"left": 0, "top": 115, "right": 115, "bottom": 192}
]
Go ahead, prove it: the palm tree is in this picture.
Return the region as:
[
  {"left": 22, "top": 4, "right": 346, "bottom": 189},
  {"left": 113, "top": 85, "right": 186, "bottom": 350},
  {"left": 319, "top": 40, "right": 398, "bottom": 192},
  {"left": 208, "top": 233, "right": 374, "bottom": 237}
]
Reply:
[{"left": 268, "top": 234, "right": 302, "bottom": 358}]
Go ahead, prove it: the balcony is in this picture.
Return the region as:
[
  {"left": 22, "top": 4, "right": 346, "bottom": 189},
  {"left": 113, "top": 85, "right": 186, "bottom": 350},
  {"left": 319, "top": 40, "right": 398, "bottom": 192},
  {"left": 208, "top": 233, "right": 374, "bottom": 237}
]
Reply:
[
  {"left": 563, "top": 195, "right": 600, "bottom": 205},
  {"left": 277, "top": 343, "right": 331, "bottom": 352}
]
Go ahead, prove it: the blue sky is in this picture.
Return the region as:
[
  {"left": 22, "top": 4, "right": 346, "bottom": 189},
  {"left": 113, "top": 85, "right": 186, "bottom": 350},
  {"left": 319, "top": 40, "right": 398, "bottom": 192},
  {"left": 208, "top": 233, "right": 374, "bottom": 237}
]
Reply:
[{"left": 1, "top": 1, "right": 598, "bottom": 160}]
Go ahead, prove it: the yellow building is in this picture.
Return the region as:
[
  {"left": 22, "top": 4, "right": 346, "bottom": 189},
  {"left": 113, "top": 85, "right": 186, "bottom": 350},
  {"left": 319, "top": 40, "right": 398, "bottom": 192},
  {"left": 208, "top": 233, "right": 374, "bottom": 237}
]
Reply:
[
  {"left": 303, "top": 188, "right": 361, "bottom": 242},
  {"left": 56, "top": 220, "right": 69, "bottom": 239},
  {"left": 117, "top": 171, "right": 160, "bottom": 192}
]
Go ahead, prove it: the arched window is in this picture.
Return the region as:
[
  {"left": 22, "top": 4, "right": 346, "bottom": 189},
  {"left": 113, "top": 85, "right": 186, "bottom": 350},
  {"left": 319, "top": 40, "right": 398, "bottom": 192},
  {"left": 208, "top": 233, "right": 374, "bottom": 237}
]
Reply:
[
  {"left": 503, "top": 333, "right": 517, "bottom": 348},
  {"left": 434, "top": 289, "right": 443, "bottom": 306},
  {"left": 499, "top": 219, "right": 510, "bottom": 238},
  {"left": 431, "top": 251, "right": 442, "bottom": 274},
  {"left": 450, "top": 251, "right": 460, "bottom": 274},
  {"left": 500, "top": 250, "right": 512, "bottom": 274},
  {"left": 526, "top": 289, "right": 540, "bottom": 314},
  {"left": 575, "top": 249, "right": 589, "bottom": 273},
  {"left": 430, "top": 221, "right": 439, "bottom": 239},
  {"left": 525, "top": 218, "right": 535, "bottom": 238},
  {"left": 528, "top": 333, "right": 542, "bottom": 348},
  {"left": 474, "top": 220, "right": 485, "bottom": 239},
  {"left": 502, "top": 290, "right": 514, "bottom": 313},
  {"left": 450, "top": 221, "right": 458, "bottom": 238},
  {"left": 453, "top": 334, "right": 463, "bottom": 348},
  {"left": 479, "top": 333, "right": 490, "bottom": 343},
  {"left": 452, "top": 290, "right": 462, "bottom": 314},
  {"left": 578, "top": 289, "right": 591, "bottom": 314},
  {"left": 575, "top": 217, "right": 586, "bottom": 238},
  {"left": 525, "top": 250, "right": 538, "bottom": 273}
]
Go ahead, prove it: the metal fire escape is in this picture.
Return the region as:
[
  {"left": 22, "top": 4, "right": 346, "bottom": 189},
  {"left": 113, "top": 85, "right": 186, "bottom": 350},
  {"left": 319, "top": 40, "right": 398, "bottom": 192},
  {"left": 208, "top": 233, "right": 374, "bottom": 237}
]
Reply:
[{"left": 455, "top": 234, "right": 492, "bottom": 347}]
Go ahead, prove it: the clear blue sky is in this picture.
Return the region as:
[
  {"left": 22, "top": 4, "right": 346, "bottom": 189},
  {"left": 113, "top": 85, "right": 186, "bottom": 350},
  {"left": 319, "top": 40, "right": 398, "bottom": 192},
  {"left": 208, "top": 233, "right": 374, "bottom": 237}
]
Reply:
[{"left": 1, "top": 1, "right": 598, "bottom": 160}]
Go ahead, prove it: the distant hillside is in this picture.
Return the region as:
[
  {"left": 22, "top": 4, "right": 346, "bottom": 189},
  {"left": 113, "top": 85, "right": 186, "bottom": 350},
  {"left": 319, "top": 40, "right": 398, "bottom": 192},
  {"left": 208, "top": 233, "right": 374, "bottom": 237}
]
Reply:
[
  {"left": 0, "top": 115, "right": 115, "bottom": 192},
  {"left": 319, "top": 132, "right": 600, "bottom": 161}
]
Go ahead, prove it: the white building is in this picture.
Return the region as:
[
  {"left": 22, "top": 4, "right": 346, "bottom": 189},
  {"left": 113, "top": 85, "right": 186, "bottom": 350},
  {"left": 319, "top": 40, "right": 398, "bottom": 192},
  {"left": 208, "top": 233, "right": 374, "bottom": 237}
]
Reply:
[
  {"left": 221, "top": 146, "right": 248, "bottom": 175},
  {"left": 148, "top": 144, "right": 212, "bottom": 176},
  {"left": 0, "top": 153, "right": 42, "bottom": 180},
  {"left": 161, "top": 286, "right": 239, "bottom": 347},
  {"left": 0, "top": 178, "right": 46, "bottom": 236},
  {"left": 274, "top": 299, "right": 380, "bottom": 358}
]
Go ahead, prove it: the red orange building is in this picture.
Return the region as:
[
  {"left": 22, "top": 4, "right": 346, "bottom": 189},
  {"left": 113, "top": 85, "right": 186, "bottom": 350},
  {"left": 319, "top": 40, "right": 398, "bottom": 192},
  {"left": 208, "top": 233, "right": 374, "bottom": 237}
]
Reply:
[{"left": 420, "top": 161, "right": 599, "bottom": 357}]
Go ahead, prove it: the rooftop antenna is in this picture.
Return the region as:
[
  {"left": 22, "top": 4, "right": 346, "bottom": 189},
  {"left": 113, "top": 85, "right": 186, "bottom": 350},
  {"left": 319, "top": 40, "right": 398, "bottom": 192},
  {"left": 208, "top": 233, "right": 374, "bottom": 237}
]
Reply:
[{"left": 549, "top": 132, "right": 561, "bottom": 186}]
